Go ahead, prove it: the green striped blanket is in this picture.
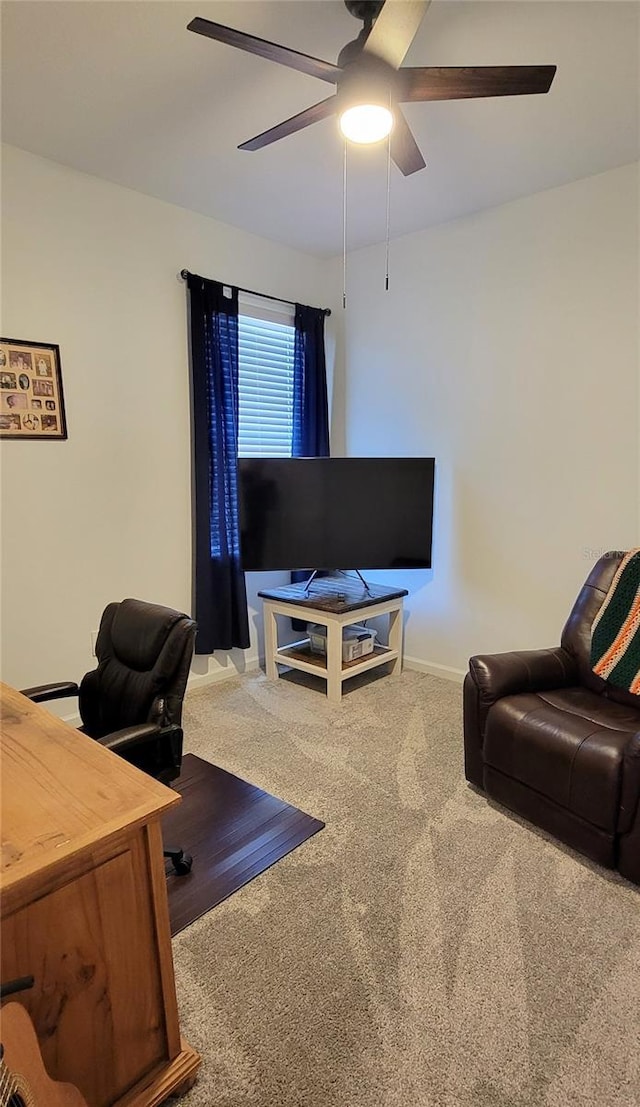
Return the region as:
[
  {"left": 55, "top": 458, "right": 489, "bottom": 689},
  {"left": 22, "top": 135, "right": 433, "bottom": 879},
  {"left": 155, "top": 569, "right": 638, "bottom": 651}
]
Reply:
[{"left": 590, "top": 548, "right": 640, "bottom": 694}]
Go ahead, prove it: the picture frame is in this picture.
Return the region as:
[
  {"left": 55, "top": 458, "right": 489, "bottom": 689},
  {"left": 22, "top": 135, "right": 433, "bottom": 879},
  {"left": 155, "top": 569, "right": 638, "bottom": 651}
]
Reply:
[{"left": 0, "top": 338, "right": 67, "bottom": 440}]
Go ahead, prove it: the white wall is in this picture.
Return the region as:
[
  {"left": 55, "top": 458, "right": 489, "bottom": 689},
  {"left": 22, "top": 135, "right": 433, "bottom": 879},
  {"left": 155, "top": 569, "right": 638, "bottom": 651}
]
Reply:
[
  {"left": 341, "top": 164, "right": 640, "bottom": 675},
  {"left": 3, "top": 148, "right": 638, "bottom": 692},
  {"left": 0, "top": 145, "right": 336, "bottom": 694}
]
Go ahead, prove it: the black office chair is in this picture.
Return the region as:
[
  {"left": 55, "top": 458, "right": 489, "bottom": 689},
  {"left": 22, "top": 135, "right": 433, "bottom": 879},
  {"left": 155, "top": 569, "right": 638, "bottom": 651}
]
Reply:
[{"left": 21, "top": 598, "right": 197, "bottom": 875}]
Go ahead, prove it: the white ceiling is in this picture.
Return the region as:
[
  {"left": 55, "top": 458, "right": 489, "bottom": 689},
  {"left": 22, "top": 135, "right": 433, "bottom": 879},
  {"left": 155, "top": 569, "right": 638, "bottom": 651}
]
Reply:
[{"left": 2, "top": 1, "right": 638, "bottom": 256}]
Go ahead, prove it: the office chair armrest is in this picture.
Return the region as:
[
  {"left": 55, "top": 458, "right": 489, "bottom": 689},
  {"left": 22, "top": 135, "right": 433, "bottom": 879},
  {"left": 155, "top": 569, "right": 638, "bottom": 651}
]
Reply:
[
  {"left": 97, "top": 723, "right": 162, "bottom": 755},
  {"left": 20, "top": 682, "right": 79, "bottom": 704}
]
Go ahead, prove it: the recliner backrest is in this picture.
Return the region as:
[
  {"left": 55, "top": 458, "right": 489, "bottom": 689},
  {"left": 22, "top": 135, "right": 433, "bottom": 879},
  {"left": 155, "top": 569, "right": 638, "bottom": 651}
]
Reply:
[
  {"left": 561, "top": 551, "right": 639, "bottom": 708},
  {"left": 79, "top": 598, "right": 196, "bottom": 738}
]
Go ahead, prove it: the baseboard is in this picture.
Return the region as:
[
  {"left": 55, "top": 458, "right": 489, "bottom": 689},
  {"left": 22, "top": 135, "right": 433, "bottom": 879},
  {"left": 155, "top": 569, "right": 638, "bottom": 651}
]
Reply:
[
  {"left": 403, "top": 656, "right": 466, "bottom": 684},
  {"left": 186, "top": 655, "right": 260, "bottom": 693}
]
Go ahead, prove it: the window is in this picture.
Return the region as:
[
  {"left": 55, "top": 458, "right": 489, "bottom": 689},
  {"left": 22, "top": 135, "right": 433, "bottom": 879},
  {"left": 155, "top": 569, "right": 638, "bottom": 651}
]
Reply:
[{"left": 237, "top": 294, "right": 295, "bottom": 458}]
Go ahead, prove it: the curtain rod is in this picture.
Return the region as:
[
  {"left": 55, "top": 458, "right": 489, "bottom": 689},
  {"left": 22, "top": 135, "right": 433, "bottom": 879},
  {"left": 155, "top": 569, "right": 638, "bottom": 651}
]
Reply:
[{"left": 179, "top": 270, "right": 331, "bottom": 317}]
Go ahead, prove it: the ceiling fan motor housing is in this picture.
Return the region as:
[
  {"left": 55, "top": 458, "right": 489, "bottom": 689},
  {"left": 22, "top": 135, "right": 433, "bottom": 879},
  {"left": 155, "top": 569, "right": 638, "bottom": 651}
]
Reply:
[
  {"left": 337, "top": 53, "right": 400, "bottom": 116},
  {"left": 344, "top": 0, "right": 385, "bottom": 25}
]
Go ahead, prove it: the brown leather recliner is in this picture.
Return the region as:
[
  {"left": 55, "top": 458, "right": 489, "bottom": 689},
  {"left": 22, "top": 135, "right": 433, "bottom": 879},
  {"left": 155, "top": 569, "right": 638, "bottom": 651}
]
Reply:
[{"left": 464, "top": 552, "right": 640, "bottom": 885}]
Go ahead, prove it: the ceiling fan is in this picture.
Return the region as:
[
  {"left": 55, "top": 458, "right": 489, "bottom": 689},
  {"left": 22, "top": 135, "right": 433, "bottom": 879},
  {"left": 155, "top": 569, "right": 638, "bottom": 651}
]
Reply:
[{"left": 188, "top": 0, "right": 556, "bottom": 176}]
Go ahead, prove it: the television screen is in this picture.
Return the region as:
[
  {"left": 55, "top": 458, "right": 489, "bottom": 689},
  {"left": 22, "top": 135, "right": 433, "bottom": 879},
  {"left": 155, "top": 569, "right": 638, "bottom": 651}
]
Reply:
[{"left": 238, "top": 457, "right": 435, "bottom": 572}]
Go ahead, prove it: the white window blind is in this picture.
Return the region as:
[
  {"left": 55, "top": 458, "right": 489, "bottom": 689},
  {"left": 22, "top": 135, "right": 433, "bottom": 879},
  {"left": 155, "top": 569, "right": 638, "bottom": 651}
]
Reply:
[{"left": 237, "top": 295, "right": 296, "bottom": 458}]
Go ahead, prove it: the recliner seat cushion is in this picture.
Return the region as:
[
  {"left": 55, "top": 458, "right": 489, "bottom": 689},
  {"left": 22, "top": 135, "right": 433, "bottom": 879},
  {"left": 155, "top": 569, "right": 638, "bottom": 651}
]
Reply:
[{"left": 484, "top": 687, "right": 639, "bottom": 833}]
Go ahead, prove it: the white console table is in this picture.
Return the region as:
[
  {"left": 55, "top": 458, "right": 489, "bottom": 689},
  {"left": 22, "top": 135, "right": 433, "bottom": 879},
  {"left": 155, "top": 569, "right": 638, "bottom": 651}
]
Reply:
[{"left": 258, "top": 578, "right": 408, "bottom": 703}]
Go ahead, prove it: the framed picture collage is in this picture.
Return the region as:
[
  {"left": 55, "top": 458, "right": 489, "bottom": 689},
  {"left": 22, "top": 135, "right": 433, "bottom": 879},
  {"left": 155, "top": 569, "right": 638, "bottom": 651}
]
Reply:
[{"left": 0, "top": 338, "right": 67, "bottom": 440}]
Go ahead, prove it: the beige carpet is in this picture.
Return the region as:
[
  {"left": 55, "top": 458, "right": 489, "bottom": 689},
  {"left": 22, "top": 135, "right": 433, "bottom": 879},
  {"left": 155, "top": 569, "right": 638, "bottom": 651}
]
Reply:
[{"left": 171, "top": 668, "right": 639, "bottom": 1107}]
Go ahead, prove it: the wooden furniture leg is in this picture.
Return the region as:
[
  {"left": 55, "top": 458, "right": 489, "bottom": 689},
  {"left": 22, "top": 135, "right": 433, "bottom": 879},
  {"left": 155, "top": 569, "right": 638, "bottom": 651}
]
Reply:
[
  {"left": 263, "top": 602, "right": 278, "bottom": 680},
  {"left": 326, "top": 618, "right": 343, "bottom": 704},
  {"left": 388, "top": 604, "right": 403, "bottom": 676}
]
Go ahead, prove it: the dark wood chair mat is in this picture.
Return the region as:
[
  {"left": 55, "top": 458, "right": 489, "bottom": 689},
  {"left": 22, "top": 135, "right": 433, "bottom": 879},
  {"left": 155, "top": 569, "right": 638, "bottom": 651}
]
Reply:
[{"left": 162, "top": 754, "right": 324, "bottom": 935}]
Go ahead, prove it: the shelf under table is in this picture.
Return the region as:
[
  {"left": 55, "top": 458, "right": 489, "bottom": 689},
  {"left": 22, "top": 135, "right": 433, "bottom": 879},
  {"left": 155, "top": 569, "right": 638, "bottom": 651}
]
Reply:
[{"left": 275, "top": 639, "right": 397, "bottom": 681}]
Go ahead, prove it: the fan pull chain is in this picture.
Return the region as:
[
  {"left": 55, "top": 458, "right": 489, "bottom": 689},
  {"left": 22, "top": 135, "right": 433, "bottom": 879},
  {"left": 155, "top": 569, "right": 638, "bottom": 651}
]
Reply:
[
  {"left": 385, "top": 126, "right": 391, "bottom": 291},
  {"left": 342, "top": 138, "right": 348, "bottom": 309}
]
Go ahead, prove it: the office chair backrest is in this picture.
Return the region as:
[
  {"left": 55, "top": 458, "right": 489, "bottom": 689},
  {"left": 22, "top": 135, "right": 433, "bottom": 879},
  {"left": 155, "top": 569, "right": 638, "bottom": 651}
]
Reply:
[{"left": 78, "top": 598, "right": 196, "bottom": 739}]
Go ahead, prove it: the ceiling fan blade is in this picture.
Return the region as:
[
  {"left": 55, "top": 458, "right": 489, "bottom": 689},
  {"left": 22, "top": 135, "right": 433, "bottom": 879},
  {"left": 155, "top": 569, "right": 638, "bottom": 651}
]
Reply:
[
  {"left": 239, "top": 96, "right": 338, "bottom": 151},
  {"left": 364, "top": 1, "right": 431, "bottom": 70},
  {"left": 399, "top": 65, "right": 557, "bottom": 102},
  {"left": 391, "top": 108, "right": 426, "bottom": 175},
  {"left": 187, "top": 17, "right": 341, "bottom": 84}
]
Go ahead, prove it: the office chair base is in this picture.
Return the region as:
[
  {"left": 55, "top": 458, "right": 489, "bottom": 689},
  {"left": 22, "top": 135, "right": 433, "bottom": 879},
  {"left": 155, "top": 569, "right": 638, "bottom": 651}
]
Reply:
[{"left": 164, "top": 847, "right": 193, "bottom": 876}]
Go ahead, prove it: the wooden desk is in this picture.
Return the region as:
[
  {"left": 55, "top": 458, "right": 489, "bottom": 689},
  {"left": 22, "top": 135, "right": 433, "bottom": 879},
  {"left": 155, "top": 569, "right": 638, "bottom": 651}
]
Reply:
[
  {"left": 258, "top": 578, "right": 408, "bottom": 703},
  {"left": 0, "top": 683, "right": 200, "bottom": 1106}
]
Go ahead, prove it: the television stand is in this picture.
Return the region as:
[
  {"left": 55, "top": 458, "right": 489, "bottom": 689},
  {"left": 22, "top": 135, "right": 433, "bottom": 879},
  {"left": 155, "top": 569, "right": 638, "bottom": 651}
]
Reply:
[{"left": 257, "top": 577, "right": 408, "bottom": 704}]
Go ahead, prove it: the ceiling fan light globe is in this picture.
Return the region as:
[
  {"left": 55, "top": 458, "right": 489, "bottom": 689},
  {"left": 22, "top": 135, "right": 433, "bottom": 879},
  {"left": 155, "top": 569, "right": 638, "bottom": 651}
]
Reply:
[{"left": 339, "top": 104, "right": 393, "bottom": 144}]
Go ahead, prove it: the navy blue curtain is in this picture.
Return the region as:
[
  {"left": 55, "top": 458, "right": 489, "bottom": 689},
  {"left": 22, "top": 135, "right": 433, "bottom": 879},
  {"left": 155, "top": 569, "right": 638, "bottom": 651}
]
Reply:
[
  {"left": 291, "top": 304, "right": 330, "bottom": 611},
  {"left": 187, "top": 274, "right": 250, "bottom": 653},
  {"left": 292, "top": 304, "right": 330, "bottom": 459}
]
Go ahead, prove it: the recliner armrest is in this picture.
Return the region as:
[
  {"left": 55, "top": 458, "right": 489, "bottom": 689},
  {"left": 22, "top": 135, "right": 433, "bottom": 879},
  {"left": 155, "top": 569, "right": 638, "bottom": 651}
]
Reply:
[
  {"left": 97, "top": 723, "right": 162, "bottom": 754},
  {"left": 20, "top": 682, "right": 79, "bottom": 704},
  {"left": 468, "top": 647, "right": 578, "bottom": 704}
]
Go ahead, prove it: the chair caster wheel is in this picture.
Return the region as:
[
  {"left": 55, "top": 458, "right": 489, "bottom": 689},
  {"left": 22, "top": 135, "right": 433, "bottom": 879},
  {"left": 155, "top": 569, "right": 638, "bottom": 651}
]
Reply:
[{"left": 173, "top": 853, "right": 193, "bottom": 876}]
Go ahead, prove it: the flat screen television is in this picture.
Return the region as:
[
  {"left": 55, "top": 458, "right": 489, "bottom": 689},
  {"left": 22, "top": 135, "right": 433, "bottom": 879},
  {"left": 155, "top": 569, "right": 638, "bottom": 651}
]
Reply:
[{"left": 238, "top": 457, "right": 435, "bottom": 572}]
